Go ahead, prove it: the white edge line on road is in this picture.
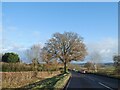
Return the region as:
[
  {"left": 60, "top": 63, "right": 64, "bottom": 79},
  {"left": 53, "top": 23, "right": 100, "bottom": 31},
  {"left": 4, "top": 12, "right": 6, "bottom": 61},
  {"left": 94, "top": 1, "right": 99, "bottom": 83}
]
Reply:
[
  {"left": 98, "top": 82, "right": 114, "bottom": 90},
  {"left": 65, "top": 75, "right": 72, "bottom": 90}
]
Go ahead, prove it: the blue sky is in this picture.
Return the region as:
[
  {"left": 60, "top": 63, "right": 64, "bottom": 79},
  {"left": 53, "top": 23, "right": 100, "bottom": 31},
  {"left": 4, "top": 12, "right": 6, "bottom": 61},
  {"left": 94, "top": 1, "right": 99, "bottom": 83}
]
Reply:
[{"left": 2, "top": 2, "right": 118, "bottom": 63}]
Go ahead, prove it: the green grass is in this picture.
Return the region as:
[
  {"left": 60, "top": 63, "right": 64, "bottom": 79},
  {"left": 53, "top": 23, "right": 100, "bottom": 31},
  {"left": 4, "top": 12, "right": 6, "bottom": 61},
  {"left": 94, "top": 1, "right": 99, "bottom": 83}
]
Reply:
[
  {"left": 93, "top": 66, "right": 120, "bottom": 79},
  {"left": 54, "top": 73, "right": 71, "bottom": 88},
  {"left": 30, "top": 73, "right": 71, "bottom": 90}
]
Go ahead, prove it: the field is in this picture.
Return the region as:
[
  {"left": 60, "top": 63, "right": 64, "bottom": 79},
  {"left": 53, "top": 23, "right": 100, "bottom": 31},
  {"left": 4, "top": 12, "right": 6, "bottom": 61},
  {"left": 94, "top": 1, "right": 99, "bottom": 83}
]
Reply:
[
  {"left": 95, "top": 66, "right": 120, "bottom": 79},
  {"left": 1, "top": 71, "right": 60, "bottom": 88}
]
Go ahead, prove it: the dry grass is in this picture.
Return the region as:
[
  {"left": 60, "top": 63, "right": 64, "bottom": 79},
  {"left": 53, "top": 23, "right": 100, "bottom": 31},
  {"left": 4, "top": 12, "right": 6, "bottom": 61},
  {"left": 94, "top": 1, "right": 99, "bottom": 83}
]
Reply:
[{"left": 1, "top": 71, "right": 61, "bottom": 88}]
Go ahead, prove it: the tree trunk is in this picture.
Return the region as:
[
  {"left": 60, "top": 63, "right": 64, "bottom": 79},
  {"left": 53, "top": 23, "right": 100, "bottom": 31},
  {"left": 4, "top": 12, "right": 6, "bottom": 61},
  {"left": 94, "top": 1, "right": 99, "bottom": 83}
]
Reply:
[{"left": 64, "top": 61, "right": 67, "bottom": 73}]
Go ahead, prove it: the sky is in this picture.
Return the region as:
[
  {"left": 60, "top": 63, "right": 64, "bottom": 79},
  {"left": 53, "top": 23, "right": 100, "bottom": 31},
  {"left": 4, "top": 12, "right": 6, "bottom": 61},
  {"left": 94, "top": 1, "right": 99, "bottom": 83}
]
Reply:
[
  {"left": 1, "top": 2, "right": 118, "bottom": 63},
  {"left": 1, "top": 0, "right": 120, "bottom": 2}
]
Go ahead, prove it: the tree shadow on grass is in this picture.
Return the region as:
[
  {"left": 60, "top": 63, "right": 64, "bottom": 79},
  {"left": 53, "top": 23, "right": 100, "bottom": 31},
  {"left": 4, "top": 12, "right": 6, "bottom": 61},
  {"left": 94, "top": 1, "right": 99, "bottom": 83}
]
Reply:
[{"left": 20, "top": 74, "right": 64, "bottom": 90}]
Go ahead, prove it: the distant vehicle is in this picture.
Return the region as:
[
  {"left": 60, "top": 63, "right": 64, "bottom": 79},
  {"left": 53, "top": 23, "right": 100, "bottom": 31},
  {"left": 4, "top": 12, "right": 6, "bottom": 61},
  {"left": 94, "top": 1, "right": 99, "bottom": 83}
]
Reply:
[
  {"left": 73, "top": 69, "right": 76, "bottom": 71},
  {"left": 80, "top": 70, "right": 87, "bottom": 74}
]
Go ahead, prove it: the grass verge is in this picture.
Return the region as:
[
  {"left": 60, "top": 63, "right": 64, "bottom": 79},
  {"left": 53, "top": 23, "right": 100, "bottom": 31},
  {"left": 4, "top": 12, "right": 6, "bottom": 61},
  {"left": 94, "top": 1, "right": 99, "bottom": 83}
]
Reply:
[
  {"left": 31, "top": 73, "right": 71, "bottom": 90},
  {"left": 91, "top": 72, "right": 120, "bottom": 79}
]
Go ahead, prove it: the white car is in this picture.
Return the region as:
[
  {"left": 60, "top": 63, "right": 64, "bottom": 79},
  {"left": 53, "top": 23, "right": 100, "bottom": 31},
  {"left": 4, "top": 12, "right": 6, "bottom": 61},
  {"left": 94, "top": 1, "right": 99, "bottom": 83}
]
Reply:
[{"left": 81, "top": 70, "right": 86, "bottom": 73}]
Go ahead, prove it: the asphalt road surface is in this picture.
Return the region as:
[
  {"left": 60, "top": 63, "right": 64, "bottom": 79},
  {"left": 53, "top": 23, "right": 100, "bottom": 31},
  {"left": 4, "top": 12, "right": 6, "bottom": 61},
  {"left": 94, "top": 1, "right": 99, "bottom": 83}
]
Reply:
[{"left": 65, "top": 71, "right": 120, "bottom": 90}]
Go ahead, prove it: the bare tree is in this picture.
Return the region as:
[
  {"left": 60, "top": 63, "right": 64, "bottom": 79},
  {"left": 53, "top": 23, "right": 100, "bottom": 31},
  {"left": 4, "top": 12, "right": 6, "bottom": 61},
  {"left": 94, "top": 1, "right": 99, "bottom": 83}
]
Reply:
[
  {"left": 25, "top": 43, "right": 42, "bottom": 70},
  {"left": 40, "top": 48, "right": 53, "bottom": 64},
  {"left": 41, "top": 32, "right": 87, "bottom": 73},
  {"left": 84, "top": 61, "right": 94, "bottom": 71},
  {"left": 90, "top": 51, "right": 102, "bottom": 72}
]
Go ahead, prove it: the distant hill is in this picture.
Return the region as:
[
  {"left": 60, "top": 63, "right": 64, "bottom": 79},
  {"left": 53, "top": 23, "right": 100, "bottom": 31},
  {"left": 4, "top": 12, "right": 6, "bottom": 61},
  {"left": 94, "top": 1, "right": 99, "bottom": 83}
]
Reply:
[{"left": 71, "top": 62, "right": 114, "bottom": 66}]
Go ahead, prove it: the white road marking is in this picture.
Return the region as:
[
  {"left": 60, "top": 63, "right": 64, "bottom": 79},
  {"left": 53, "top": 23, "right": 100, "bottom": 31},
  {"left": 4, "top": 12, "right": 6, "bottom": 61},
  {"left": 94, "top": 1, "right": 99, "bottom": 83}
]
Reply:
[
  {"left": 81, "top": 74, "right": 95, "bottom": 82},
  {"left": 65, "top": 75, "right": 72, "bottom": 90},
  {"left": 99, "top": 82, "right": 114, "bottom": 90},
  {"left": 87, "top": 77, "right": 95, "bottom": 81}
]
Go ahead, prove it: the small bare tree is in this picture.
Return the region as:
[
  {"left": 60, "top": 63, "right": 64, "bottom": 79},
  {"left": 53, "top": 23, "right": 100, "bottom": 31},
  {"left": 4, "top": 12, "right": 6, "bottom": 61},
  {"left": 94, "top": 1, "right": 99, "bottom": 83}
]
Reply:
[
  {"left": 25, "top": 43, "right": 42, "bottom": 71},
  {"left": 40, "top": 49, "right": 53, "bottom": 64},
  {"left": 84, "top": 61, "right": 94, "bottom": 72},
  {"left": 90, "top": 51, "right": 102, "bottom": 72},
  {"left": 41, "top": 32, "right": 87, "bottom": 73}
]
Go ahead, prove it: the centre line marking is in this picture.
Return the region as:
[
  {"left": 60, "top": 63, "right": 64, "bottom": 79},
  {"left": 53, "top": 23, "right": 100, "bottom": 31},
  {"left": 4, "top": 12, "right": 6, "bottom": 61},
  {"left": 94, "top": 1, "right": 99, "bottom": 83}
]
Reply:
[
  {"left": 99, "top": 82, "right": 114, "bottom": 90},
  {"left": 88, "top": 77, "right": 95, "bottom": 81}
]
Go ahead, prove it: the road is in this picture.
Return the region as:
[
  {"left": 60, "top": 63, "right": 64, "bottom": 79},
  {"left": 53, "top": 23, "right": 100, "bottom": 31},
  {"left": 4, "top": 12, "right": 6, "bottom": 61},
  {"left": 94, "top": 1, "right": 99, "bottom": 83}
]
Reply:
[{"left": 65, "top": 71, "right": 120, "bottom": 90}]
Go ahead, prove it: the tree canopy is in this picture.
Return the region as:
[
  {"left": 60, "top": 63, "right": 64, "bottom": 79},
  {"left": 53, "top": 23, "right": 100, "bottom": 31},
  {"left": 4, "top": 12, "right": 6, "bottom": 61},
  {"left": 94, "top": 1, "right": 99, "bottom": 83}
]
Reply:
[
  {"left": 2, "top": 52, "right": 20, "bottom": 63},
  {"left": 41, "top": 32, "right": 87, "bottom": 73}
]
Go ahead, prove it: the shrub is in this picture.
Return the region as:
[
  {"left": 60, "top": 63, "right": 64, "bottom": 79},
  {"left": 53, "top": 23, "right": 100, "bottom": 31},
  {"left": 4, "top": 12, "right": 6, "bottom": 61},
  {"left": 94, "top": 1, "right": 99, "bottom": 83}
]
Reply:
[
  {"left": 1, "top": 62, "right": 33, "bottom": 72},
  {"left": 1, "top": 62, "right": 62, "bottom": 72},
  {"left": 2, "top": 52, "right": 20, "bottom": 63}
]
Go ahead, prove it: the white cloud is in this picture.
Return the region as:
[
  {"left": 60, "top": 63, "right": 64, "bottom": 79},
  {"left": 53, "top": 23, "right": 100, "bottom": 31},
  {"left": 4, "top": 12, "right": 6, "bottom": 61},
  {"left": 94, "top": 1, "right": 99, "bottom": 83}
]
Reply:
[
  {"left": 86, "top": 37, "right": 118, "bottom": 63},
  {"left": 2, "top": 44, "right": 27, "bottom": 53},
  {"left": 100, "top": 49, "right": 111, "bottom": 54},
  {"left": 1, "top": 42, "right": 43, "bottom": 63}
]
